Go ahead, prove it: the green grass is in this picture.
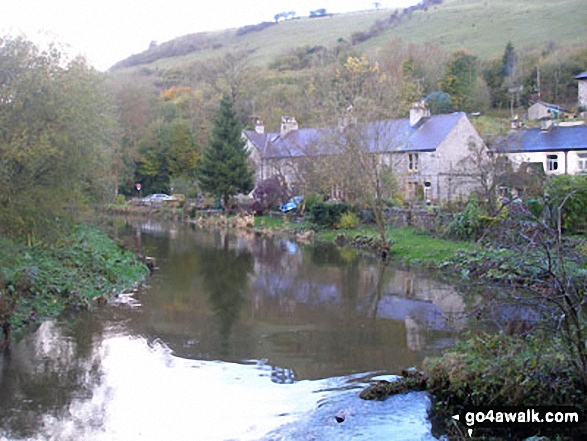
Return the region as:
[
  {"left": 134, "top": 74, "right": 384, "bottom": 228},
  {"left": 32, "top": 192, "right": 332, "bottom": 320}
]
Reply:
[
  {"left": 316, "top": 225, "right": 477, "bottom": 265},
  {"left": 361, "top": 0, "right": 587, "bottom": 59},
  {"left": 0, "top": 226, "right": 149, "bottom": 331},
  {"left": 113, "top": 0, "right": 586, "bottom": 73}
]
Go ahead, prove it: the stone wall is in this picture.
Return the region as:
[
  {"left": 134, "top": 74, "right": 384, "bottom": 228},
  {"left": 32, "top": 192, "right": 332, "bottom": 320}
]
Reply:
[{"left": 362, "top": 207, "right": 455, "bottom": 232}]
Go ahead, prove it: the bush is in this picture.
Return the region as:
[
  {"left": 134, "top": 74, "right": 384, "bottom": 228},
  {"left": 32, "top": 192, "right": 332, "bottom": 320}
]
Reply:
[
  {"left": 445, "top": 194, "right": 484, "bottom": 240},
  {"left": 304, "top": 192, "right": 324, "bottom": 212},
  {"left": 338, "top": 212, "right": 359, "bottom": 229},
  {"left": 309, "top": 201, "right": 350, "bottom": 227},
  {"left": 424, "top": 333, "right": 587, "bottom": 438},
  {"left": 249, "top": 176, "right": 289, "bottom": 215},
  {"left": 545, "top": 174, "right": 587, "bottom": 234}
]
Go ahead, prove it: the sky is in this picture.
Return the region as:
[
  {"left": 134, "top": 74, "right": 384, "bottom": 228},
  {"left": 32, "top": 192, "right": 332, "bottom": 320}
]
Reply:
[{"left": 2, "top": 0, "right": 418, "bottom": 71}]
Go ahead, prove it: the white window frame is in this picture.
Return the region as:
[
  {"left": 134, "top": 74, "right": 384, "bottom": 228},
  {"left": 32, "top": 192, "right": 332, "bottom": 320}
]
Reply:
[{"left": 547, "top": 154, "right": 558, "bottom": 172}]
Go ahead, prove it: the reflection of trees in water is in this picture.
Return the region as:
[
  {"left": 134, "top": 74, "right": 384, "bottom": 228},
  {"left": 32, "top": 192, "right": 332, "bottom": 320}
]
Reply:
[
  {"left": 196, "top": 233, "right": 254, "bottom": 356},
  {"left": 0, "top": 313, "right": 104, "bottom": 438}
]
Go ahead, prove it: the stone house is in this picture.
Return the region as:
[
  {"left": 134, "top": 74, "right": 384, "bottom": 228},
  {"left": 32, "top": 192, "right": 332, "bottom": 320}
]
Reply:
[
  {"left": 243, "top": 104, "right": 488, "bottom": 203},
  {"left": 493, "top": 118, "right": 587, "bottom": 176},
  {"left": 577, "top": 71, "right": 587, "bottom": 115},
  {"left": 527, "top": 100, "right": 570, "bottom": 120}
]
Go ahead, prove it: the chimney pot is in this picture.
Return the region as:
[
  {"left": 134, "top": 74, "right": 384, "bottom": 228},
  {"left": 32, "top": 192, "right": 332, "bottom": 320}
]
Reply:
[
  {"left": 409, "top": 101, "right": 430, "bottom": 127},
  {"left": 281, "top": 116, "right": 298, "bottom": 136},
  {"left": 254, "top": 118, "right": 265, "bottom": 134}
]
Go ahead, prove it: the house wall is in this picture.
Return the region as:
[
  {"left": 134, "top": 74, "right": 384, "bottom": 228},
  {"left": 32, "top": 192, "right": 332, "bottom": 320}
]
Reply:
[
  {"left": 579, "top": 80, "right": 587, "bottom": 110},
  {"left": 434, "top": 115, "right": 487, "bottom": 201},
  {"left": 528, "top": 103, "right": 550, "bottom": 120},
  {"left": 244, "top": 139, "right": 266, "bottom": 185},
  {"left": 505, "top": 150, "right": 586, "bottom": 175}
]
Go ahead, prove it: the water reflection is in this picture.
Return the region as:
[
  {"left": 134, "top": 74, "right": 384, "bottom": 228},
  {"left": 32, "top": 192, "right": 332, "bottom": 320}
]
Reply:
[
  {"left": 0, "top": 313, "right": 105, "bottom": 438},
  {"left": 1, "top": 220, "right": 478, "bottom": 440},
  {"left": 115, "top": 221, "right": 473, "bottom": 379},
  {"left": 197, "top": 232, "right": 254, "bottom": 356}
]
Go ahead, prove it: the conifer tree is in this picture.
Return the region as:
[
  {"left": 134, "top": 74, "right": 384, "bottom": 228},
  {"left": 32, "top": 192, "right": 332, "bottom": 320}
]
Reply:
[{"left": 197, "top": 95, "right": 253, "bottom": 207}]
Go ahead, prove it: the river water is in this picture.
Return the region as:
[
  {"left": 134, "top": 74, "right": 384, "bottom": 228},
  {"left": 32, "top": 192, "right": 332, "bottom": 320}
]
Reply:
[{"left": 0, "top": 220, "right": 481, "bottom": 440}]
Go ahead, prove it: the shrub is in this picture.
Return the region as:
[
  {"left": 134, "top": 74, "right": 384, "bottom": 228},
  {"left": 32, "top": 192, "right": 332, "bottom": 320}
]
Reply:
[
  {"left": 545, "top": 174, "right": 587, "bottom": 234},
  {"left": 309, "top": 201, "right": 350, "bottom": 227},
  {"left": 338, "top": 212, "right": 359, "bottom": 229},
  {"left": 304, "top": 192, "right": 324, "bottom": 212},
  {"left": 249, "top": 176, "right": 289, "bottom": 214},
  {"left": 446, "top": 194, "right": 484, "bottom": 240}
]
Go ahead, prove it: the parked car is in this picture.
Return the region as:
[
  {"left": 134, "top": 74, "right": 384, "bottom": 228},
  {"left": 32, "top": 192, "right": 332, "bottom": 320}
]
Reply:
[
  {"left": 280, "top": 196, "right": 303, "bottom": 213},
  {"left": 140, "top": 193, "right": 177, "bottom": 206}
]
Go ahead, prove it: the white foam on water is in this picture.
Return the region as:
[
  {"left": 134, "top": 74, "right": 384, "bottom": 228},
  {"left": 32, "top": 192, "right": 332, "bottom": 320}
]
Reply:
[{"left": 36, "top": 335, "right": 436, "bottom": 441}]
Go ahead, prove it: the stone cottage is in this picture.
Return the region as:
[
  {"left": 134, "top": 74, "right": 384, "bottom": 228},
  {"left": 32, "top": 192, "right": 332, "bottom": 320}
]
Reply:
[
  {"left": 493, "top": 118, "right": 587, "bottom": 176},
  {"left": 577, "top": 71, "right": 587, "bottom": 115},
  {"left": 527, "top": 101, "right": 570, "bottom": 120},
  {"left": 243, "top": 104, "right": 488, "bottom": 203}
]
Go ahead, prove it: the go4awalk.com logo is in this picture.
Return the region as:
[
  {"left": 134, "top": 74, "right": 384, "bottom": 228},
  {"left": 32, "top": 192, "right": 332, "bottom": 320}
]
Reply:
[{"left": 452, "top": 406, "right": 586, "bottom": 438}]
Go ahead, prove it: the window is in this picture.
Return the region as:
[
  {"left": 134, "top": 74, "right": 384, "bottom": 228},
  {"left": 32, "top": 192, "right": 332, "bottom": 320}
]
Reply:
[
  {"left": 408, "top": 153, "right": 419, "bottom": 171},
  {"left": 547, "top": 154, "right": 558, "bottom": 172},
  {"left": 578, "top": 153, "right": 587, "bottom": 172}
]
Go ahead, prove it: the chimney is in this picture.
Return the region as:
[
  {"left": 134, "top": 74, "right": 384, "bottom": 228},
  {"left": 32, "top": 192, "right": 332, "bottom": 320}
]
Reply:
[
  {"left": 280, "top": 116, "right": 298, "bottom": 137},
  {"left": 409, "top": 101, "right": 431, "bottom": 128},
  {"left": 510, "top": 115, "right": 522, "bottom": 130},
  {"left": 540, "top": 116, "right": 553, "bottom": 132},
  {"left": 338, "top": 104, "right": 356, "bottom": 131},
  {"left": 254, "top": 118, "right": 265, "bottom": 134}
]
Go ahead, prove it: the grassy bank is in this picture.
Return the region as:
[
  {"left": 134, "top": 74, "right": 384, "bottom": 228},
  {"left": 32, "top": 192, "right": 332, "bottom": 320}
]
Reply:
[
  {"left": 0, "top": 225, "right": 149, "bottom": 336},
  {"left": 252, "top": 215, "right": 477, "bottom": 266}
]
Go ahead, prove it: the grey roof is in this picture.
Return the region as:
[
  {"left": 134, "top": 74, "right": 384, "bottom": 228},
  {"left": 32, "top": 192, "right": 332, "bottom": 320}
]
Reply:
[
  {"left": 244, "top": 112, "right": 466, "bottom": 159},
  {"left": 576, "top": 71, "right": 587, "bottom": 80},
  {"left": 493, "top": 124, "right": 587, "bottom": 153}
]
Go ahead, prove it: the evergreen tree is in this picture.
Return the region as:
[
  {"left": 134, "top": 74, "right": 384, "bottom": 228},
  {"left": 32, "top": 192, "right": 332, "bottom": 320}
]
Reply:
[{"left": 197, "top": 95, "right": 253, "bottom": 207}]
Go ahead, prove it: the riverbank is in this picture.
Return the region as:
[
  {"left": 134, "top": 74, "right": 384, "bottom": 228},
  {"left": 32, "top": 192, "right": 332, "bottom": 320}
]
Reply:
[{"left": 0, "top": 225, "right": 149, "bottom": 344}]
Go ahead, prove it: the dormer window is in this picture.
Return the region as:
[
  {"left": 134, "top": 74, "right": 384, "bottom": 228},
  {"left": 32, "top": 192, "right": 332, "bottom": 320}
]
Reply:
[
  {"left": 408, "top": 153, "right": 419, "bottom": 171},
  {"left": 547, "top": 154, "right": 558, "bottom": 171}
]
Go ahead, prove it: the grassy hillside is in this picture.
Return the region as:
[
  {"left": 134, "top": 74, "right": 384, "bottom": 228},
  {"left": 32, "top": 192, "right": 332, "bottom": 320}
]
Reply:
[
  {"left": 361, "top": 0, "right": 587, "bottom": 58},
  {"left": 111, "top": 0, "right": 587, "bottom": 72}
]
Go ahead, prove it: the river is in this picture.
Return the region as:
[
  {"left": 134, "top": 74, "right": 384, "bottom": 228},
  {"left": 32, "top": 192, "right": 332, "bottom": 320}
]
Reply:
[{"left": 0, "top": 220, "right": 482, "bottom": 440}]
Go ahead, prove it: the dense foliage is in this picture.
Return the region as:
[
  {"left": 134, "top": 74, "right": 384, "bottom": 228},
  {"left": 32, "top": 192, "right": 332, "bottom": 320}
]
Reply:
[
  {"left": 309, "top": 202, "right": 351, "bottom": 227},
  {"left": 0, "top": 226, "right": 149, "bottom": 332},
  {"left": 545, "top": 174, "right": 587, "bottom": 234},
  {"left": 0, "top": 37, "right": 119, "bottom": 241}
]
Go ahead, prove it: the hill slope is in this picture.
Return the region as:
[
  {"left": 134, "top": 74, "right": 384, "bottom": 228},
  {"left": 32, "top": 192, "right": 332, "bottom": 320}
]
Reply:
[{"left": 110, "top": 0, "right": 587, "bottom": 72}]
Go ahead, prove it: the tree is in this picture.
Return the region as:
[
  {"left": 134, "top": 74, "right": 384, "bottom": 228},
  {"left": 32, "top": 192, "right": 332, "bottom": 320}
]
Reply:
[
  {"left": 439, "top": 50, "right": 479, "bottom": 112},
  {"left": 0, "top": 36, "right": 119, "bottom": 241},
  {"left": 197, "top": 95, "right": 254, "bottom": 207},
  {"left": 310, "top": 56, "right": 402, "bottom": 250}
]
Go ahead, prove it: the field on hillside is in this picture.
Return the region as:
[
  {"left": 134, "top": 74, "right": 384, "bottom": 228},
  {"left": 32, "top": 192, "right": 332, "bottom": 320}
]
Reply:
[
  {"left": 112, "top": 0, "right": 587, "bottom": 72},
  {"left": 361, "top": 0, "right": 587, "bottom": 58}
]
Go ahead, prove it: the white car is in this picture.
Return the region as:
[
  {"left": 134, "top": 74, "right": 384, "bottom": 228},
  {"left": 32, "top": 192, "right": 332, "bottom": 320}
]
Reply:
[{"left": 140, "top": 193, "right": 177, "bottom": 205}]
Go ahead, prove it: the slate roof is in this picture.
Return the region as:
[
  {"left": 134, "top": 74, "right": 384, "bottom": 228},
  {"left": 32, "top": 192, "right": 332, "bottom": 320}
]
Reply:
[
  {"left": 244, "top": 112, "right": 467, "bottom": 159},
  {"left": 576, "top": 71, "right": 587, "bottom": 80},
  {"left": 493, "top": 124, "right": 587, "bottom": 153}
]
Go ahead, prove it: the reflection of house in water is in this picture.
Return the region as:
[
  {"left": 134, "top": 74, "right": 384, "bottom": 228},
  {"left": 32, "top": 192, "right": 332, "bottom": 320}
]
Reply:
[{"left": 250, "top": 257, "right": 469, "bottom": 352}]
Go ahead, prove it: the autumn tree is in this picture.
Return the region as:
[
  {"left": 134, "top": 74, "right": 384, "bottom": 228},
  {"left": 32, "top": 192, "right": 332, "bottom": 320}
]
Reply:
[
  {"left": 0, "top": 36, "right": 119, "bottom": 241},
  {"left": 311, "top": 56, "right": 402, "bottom": 249},
  {"left": 197, "top": 95, "right": 254, "bottom": 207}
]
